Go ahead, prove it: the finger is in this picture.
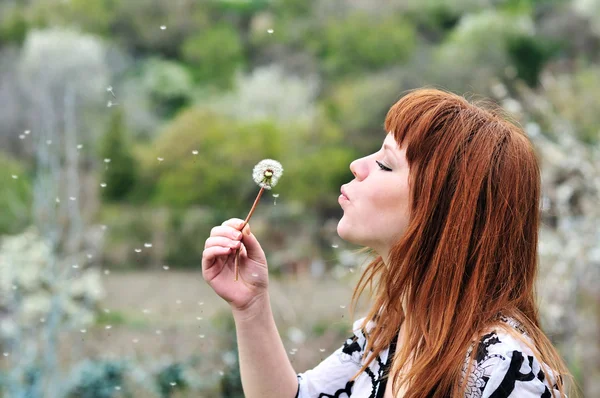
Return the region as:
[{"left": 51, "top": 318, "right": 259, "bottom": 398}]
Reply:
[
  {"left": 202, "top": 246, "right": 233, "bottom": 271},
  {"left": 223, "top": 218, "right": 247, "bottom": 232},
  {"left": 210, "top": 225, "right": 244, "bottom": 240},
  {"left": 204, "top": 236, "right": 241, "bottom": 250}
]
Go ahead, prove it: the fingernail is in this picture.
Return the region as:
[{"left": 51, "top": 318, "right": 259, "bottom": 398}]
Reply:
[{"left": 245, "top": 227, "right": 251, "bottom": 235}]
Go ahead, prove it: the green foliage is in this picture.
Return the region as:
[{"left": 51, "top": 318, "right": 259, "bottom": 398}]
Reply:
[
  {"left": 213, "top": 0, "right": 270, "bottom": 14},
  {"left": 307, "top": 13, "right": 416, "bottom": 77},
  {"left": 138, "top": 57, "right": 195, "bottom": 118},
  {"left": 99, "top": 109, "right": 139, "bottom": 202},
  {"left": 95, "top": 309, "right": 128, "bottom": 326},
  {"left": 181, "top": 24, "right": 245, "bottom": 88},
  {"left": 163, "top": 207, "right": 223, "bottom": 268},
  {"left": 146, "top": 108, "right": 284, "bottom": 212},
  {"left": 0, "top": 8, "right": 28, "bottom": 45},
  {"left": 432, "top": 10, "right": 536, "bottom": 92},
  {"left": 281, "top": 145, "right": 355, "bottom": 211},
  {"left": 109, "top": 0, "right": 209, "bottom": 58},
  {"left": 0, "top": 153, "right": 32, "bottom": 235},
  {"left": 211, "top": 310, "right": 243, "bottom": 397},
  {"left": 155, "top": 363, "right": 189, "bottom": 398},
  {"left": 507, "top": 35, "right": 563, "bottom": 87},
  {"left": 321, "top": 73, "right": 404, "bottom": 151},
  {"left": 543, "top": 64, "right": 600, "bottom": 144},
  {"left": 66, "top": 360, "right": 129, "bottom": 398}
]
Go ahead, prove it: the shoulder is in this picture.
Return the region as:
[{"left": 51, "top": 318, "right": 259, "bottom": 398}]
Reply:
[{"left": 462, "top": 316, "right": 565, "bottom": 398}]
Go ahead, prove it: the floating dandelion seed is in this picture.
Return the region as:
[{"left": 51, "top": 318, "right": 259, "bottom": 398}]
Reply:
[
  {"left": 100, "top": 183, "right": 107, "bottom": 188},
  {"left": 234, "top": 159, "right": 283, "bottom": 281},
  {"left": 104, "top": 270, "right": 110, "bottom": 275},
  {"left": 24, "top": 130, "right": 30, "bottom": 135},
  {"left": 77, "top": 144, "right": 83, "bottom": 149},
  {"left": 11, "top": 175, "right": 18, "bottom": 179},
  {"left": 104, "top": 158, "right": 111, "bottom": 163},
  {"left": 192, "top": 150, "right": 198, "bottom": 155},
  {"left": 19, "top": 134, "right": 25, "bottom": 140},
  {"left": 160, "top": 25, "right": 167, "bottom": 30},
  {"left": 107, "top": 100, "right": 118, "bottom": 108},
  {"left": 134, "top": 248, "right": 142, "bottom": 253},
  {"left": 157, "top": 157, "right": 164, "bottom": 162},
  {"left": 267, "top": 29, "right": 274, "bottom": 34},
  {"left": 144, "top": 243, "right": 152, "bottom": 248},
  {"left": 46, "top": 140, "right": 52, "bottom": 145},
  {"left": 163, "top": 265, "right": 170, "bottom": 270}
]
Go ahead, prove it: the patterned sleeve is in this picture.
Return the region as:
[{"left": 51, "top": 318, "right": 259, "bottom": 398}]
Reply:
[
  {"left": 295, "top": 318, "right": 367, "bottom": 398},
  {"left": 463, "top": 330, "right": 565, "bottom": 398}
]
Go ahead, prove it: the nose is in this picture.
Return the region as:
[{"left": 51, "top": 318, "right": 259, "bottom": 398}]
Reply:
[{"left": 349, "top": 158, "right": 364, "bottom": 180}]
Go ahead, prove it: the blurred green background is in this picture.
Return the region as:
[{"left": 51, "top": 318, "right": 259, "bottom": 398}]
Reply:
[{"left": 0, "top": 0, "right": 599, "bottom": 396}]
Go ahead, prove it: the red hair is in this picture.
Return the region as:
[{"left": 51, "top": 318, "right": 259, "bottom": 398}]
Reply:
[{"left": 348, "top": 88, "right": 573, "bottom": 397}]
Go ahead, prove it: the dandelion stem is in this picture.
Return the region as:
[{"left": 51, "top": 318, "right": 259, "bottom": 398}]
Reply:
[{"left": 234, "top": 186, "right": 265, "bottom": 281}]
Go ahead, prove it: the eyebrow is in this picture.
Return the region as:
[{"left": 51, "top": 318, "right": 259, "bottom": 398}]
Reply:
[{"left": 383, "top": 144, "right": 399, "bottom": 163}]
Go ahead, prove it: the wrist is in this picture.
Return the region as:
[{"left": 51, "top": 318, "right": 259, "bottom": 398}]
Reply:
[{"left": 231, "top": 293, "right": 271, "bottom": 323}]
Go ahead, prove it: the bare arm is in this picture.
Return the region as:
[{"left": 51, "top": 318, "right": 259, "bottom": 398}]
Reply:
[{"left": 232, "top": 293, "right": 299, "bottom": 398}]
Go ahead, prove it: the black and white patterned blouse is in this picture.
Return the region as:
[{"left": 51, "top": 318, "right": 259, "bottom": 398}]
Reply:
[{"left": 295, "top": 315, "right": 564, "bottom": 398}]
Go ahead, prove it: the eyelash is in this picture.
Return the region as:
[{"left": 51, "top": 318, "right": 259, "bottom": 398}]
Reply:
[{"left": 376, "top": 160, "right": 392, "bottom": 171}]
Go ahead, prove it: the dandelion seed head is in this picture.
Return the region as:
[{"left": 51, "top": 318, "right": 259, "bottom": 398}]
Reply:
[{"left": 252, "top": 159, "right": 283, "bottom": 190}]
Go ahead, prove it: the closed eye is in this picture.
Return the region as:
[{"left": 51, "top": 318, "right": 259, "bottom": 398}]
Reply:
[{"left": 376, "top": 160, "right": 392, "bottom": 171}]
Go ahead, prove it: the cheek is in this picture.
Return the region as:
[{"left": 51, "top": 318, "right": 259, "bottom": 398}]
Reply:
[{"left": 369, "top": 188, "right": 410, "bottom": 228}]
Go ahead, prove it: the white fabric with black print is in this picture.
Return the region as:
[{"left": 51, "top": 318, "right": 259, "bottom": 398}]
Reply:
[{"left": 295, "top": 316, "right": 564, "bottom": 398}]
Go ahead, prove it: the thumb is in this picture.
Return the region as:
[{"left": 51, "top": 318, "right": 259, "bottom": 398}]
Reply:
[{"left": 240, "top": 223, "right": 261, "bottom": 257}]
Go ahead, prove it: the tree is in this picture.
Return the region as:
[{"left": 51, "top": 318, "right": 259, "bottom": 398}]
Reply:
[{"left": 99, "top": 108, "right": 138, "bottom": 201}]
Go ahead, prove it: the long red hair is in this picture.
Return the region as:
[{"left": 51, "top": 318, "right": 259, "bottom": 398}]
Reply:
[{"left": 348, "top": 88, "right": 573, "bottom": 397}]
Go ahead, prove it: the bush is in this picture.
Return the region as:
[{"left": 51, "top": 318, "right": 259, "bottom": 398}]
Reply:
[
  {"left": 99, "top": 109, "right": 139, "bottom": 202},
  {"left": 181, "top": 24, "right": 245, "bottom": 88},
  {"left": 65, "top": 360, "right": 129, "bottom": 398},
  {"left": 0, "top": 153, "right": 31, "bottom": 235},
  {"left": 306, "top": 12, "right": 416, "bottom": 77}
]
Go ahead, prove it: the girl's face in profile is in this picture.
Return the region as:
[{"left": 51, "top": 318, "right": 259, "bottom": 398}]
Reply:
[{"left": 337, "top": 133, "right": 411, "bottom": 261}]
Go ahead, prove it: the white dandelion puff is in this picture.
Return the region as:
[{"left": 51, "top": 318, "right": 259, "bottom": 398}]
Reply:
[
  {"left": 234, "top": 159, "right": 284, "bottom": 281},
  {"left": 252, "top": 159, "right": 283, "bottom": 190}
]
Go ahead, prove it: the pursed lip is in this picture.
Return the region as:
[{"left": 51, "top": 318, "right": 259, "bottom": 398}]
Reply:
[{"left": 340, "top": 186, "right": 350, "bottom": 200}]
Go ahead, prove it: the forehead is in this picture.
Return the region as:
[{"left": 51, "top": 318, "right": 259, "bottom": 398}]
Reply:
[{"left": 384, "top": 133, "right": 403, "bottom": 153}]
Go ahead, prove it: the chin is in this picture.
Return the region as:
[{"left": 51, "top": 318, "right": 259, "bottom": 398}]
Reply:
[{"left": 336, "top": 222, "right": 363, "bottom": 246}]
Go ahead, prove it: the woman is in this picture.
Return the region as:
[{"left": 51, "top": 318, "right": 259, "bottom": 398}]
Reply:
[{"left": 201, "top": 88, "right": 572, "bottom": 397}]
